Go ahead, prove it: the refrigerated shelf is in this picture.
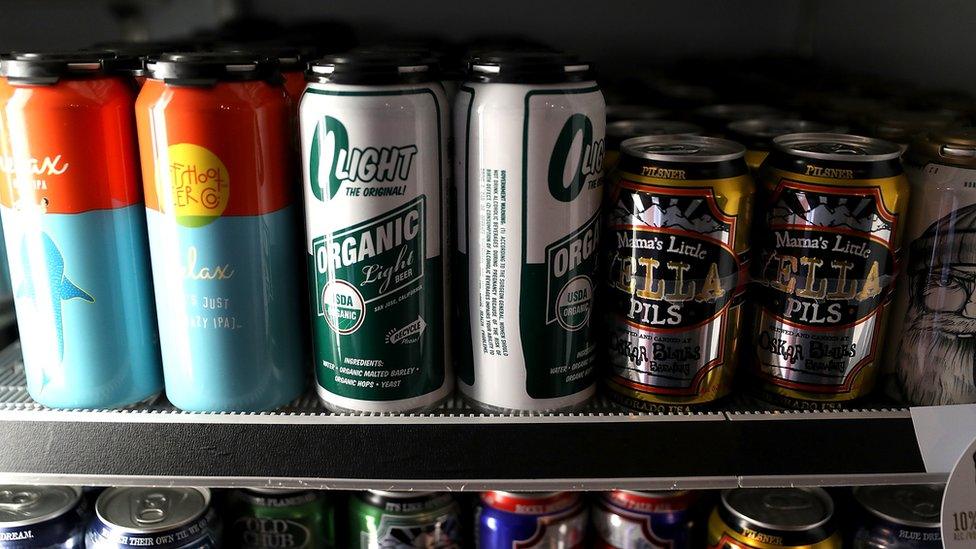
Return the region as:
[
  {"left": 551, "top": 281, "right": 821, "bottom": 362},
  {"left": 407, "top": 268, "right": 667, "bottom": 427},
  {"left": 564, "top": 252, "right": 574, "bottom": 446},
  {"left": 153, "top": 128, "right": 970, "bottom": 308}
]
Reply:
[{"left": 0, "top": 342, "right": 943, "bottom": 491}]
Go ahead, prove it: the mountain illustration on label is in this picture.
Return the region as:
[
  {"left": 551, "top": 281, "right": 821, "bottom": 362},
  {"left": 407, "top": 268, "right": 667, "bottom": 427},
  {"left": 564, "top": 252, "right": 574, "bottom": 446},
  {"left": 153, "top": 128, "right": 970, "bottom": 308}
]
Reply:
[
  {"left": 612, "top": 193, "right": 730, "bottom": 237},
  {"left": 16, "top": 232, "right": 94, "bottom": 364},
  {"left": 768, "top": 188, "right": 893, "bottom": 234}
]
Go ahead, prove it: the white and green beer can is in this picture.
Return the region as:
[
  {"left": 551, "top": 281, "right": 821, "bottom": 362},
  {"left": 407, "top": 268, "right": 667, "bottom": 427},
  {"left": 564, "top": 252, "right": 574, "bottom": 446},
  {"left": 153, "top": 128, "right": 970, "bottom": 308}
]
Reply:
[
  {"left": 300, "top": 52, "right": 452, "bottom": 412},
  {"left": 454, "top": 52, "right": 606, "bottom": 411}
]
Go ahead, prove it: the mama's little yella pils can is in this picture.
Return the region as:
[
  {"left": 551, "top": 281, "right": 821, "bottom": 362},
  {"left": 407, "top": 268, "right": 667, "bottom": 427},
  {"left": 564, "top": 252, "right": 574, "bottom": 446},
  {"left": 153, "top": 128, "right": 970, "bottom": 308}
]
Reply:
[
  {"left": 0, "top": 52, "right": 163, "bottom": 409},
  {"left": 455, "top": 51, "right": 606, "bottom": 411},
  {"left": 750, "top": 133, "right": 909, "bottom": 409},
  {"left": 137, "top": 53, "right": 306, "bottom": 412},
  {"left": 300, "top": 52, "right": 452, "bottom": 412},
  {"left": 604, "top": 136, "right": 753, "bottom": 412},
  {"left": 707, "top": 488, "right": 840, "bottom": 549}
]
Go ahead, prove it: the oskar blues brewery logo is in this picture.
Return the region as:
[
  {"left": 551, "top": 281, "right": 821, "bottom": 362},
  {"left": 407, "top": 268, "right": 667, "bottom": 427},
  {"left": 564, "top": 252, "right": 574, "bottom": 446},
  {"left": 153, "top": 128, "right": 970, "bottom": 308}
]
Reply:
[
  {"left": 606, "top": 184, "right": 742, "bottom": 395},
  {"left": 310, "top": 116, "right": 418, "bottom": 200},
  {"left": 235, "top": 517, "right": 311, "bottom": 548},
  {"left": 754, "top": 181, "right": 896, "bottom": 392},
  {"left": 306, "top": 111, "right": 445, "bottom": 402},
  {"left": 521, "top": 112, "right": 605, "bottom": 399}
]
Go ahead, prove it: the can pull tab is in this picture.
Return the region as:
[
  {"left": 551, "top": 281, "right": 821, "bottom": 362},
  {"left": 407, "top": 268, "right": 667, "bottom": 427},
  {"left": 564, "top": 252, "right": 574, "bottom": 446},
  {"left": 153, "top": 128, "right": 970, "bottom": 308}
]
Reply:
[
  {"left": 134, "top": 492, "right": 169, "bottom": 525},
  {"left": 0, "top": 489, "right": 39, "bottom": 514},
  {"left": 941, "top": 145, "right": 976, "bottom": 159}
]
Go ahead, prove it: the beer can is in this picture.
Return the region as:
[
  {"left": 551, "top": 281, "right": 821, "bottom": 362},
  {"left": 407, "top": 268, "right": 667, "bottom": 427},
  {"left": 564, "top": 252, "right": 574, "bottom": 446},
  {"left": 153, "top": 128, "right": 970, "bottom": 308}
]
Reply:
[
  {"left": 300, "top": 52, "right": 452, "bottom": 412},
  {"left": 604, "top": 136, "right": 753, "bottom": 411},
  {"left": 455, "top": 51, "right": 605, "bottom": 411},
  {"left": 707, "top": 488, "right": 840, "bottom": 549},
  {"left": 592, "top": 490, "right": 698, "bottom": 549},
  {"left": 858, "top": 110, "right": 962, "bottom": 149},
  {"left": 750, "top": 133, "right": 909, "bottom": 409},
  {"left": 0, "top": 485, "right": 87, "bottom": 547},
  {"left": 605, "top": 120, "right": 704, "bottom": 171},
  {"left": 726, "top": 119, "right": 838, "bottom": 174},
  {"left": 226, "top": 489, "right": 335, "bottom": 549},
  {"left": 87, "top": 487, "right": 220, "bottom": 548},
  {"left": 887, "top": 128, "right": 976, "bottom": 405},
  {"left": 349, "top": 491, "right": 462, "bottom": 548},
  {"left": 852, "top": 485, "right": 943, "bottom": 549},
  {"left": 693, "top": 104, "right": 785, "bottom": 135},
  {"left": 477, "top": 491, "right": 587, "bottom": 549},
  {"left": 136, "top": 52, "right": 306, "bottom": 412},
  {"left": 0, "top": 52, "right": 163, "bottom": 408}
]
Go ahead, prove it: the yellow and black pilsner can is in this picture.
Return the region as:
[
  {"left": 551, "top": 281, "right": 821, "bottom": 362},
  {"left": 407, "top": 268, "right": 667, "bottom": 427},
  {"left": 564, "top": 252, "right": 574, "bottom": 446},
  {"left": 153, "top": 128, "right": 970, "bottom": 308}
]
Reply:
[
  {"left": 706, "top": 488, "right": 842, "bottom": 549},
  {"left": 604, "top": 135, "right": 754, "bottom": 412},
  {"left": 750, "top": 133, "right": 910, "bottom": 409}
]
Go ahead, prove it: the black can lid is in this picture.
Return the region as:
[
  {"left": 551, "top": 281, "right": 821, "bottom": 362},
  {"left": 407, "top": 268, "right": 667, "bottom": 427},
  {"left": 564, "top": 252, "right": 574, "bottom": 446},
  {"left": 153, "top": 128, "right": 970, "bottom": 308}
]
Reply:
[
  {"left": 307, "top": 51, "right": 438, "bottom": 85},
  {"left": 0, "top": 51, "right": 134, "bottom": 84},
  {"left": 147, "top": 51, "right": 277, "bottom": 86},
  {"left": 466, "top": 50, "right": 593, "bottom": 84},
  {"left": 214, "top": 43, "right": 308, "bottom": 71},
  {"left": 909, "top": 126, "right": 976, "bottom": 168}
]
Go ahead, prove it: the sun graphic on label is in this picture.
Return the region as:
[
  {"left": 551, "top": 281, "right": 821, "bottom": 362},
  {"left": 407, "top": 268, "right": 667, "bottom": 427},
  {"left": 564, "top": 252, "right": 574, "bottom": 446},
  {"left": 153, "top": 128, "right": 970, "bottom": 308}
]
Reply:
[{"left": 166, "top": 143, "right": 230, "bottom": 227}]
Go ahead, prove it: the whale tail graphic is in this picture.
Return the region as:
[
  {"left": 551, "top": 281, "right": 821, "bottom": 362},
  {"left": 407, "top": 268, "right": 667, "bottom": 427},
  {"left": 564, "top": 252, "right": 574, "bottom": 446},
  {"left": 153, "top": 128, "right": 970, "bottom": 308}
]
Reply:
[{"left": 16, "top": 232, "right": 94, "bottom": 365}]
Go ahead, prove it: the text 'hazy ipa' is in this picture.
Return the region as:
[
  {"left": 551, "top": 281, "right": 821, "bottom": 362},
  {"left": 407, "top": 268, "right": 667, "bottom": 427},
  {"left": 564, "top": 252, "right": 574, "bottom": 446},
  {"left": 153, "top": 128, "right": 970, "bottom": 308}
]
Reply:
[
  {"left": 750, "top": 133, "right": 909, "bottom": 409},
  {"left": 300, "top": 52, "right": 452, "bottom": 412},
  {"left": 455, "top": 51, "right": 606, "bottom": 411},
  {"left": 604, "top": 136, "right": 753, "bottom": 412},
  {"left": 888, "top": 128, "right": 976, "bottom": 406}
]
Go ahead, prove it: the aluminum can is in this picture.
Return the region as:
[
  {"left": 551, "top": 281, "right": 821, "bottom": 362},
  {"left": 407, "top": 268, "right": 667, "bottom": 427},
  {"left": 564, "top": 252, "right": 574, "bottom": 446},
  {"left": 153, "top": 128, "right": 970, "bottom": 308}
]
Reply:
[
  {"left": 605, "top": 120, "right": 704, "bottom": 171},
  {"left": 604, "top": 136, "right": 753, "bottom": 411},
  {"left": 136, "top": 52, "right": 305, "bottom": 412},
  {"left": 592, "top": 490, "right": 698, "bottom": 549},
  {"left": 750, "top": 133, "right": 909, "bottom": 409},
  {"left": 86, "top": 487, "right": 221, "bottom": 548},
  {"left": 852, "top": 485, "right": 943, "bottom": 549},
  {"left": 349, "top": 491, "right": 462, "bottom": 548},
  {"left": 478, "top": 491, "right": 587, "bottom": 549},
  {"left": 706, "top": 488, "right": 840, "bottom": 549},
  {"left": 455, "top": 51, "right": 606, "bottom": 411},
  {"left": 725, "top": 119, "right": 838, "bottom": 174},
  {"left": 692, "top": 104, "right": 785, "bottom": 136},
  {"left": 606, "top": 105, "right": 670, "bottom": 123},
  {"left": 0, "top": 52, "right": 162, "bottom": 408},
  {"left": 226, "top": 488, "right": 335, "bottom": 549},
  {"left": 300, "top": 52, "right": 452, "bottom": 412},
  {"left": 886, "top": 128, "right": 976, "bottom": 405},
  {"left": 858, "top": 110, "right": 962, "bottom": 149},
  {"left": 0, "top": 485, "right": 87, "bottom": 548}
]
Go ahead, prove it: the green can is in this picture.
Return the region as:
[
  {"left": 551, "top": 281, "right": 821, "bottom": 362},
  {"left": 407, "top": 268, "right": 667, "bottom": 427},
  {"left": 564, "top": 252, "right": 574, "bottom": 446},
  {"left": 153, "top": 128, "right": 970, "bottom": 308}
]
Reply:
[
  {"left": 349, "top": 491, "right": 462, "bottom": 548},
  {"left": 227, "top": 489, "right": 335, "bottom": 549}
]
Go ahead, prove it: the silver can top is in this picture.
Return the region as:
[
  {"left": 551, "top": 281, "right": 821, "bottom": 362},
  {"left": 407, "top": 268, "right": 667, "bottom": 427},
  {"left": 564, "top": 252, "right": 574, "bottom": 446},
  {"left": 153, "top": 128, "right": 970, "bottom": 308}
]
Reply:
[
  {"left": 722, "top": 488, "right": 834, "bottom": 532},
  {"left": 728, "top": 118, "right": 837, "bottom": 140},
  {"left": 621, "top": 135, "right": 745, "bottom": 163},
  {"left": 96, "top": 487, "right": 210, "bottom": 533},
  {"left": 608, "top": 119, "right": 703, "bottom": 141},
  {"left": 854, "top": 485, "right": 943, "bottom": 528},
  {"left": 773, "top": 133, "right": 902, "bottom": 161},
  {"left": 0, "top": 485, "right": 81, "bottom": 527}
]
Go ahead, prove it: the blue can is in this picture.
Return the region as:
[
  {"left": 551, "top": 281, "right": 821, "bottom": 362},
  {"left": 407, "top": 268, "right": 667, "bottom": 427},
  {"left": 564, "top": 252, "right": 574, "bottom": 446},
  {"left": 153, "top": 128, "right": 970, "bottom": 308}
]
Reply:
[
  {"left": 135, "top": 53, "right": 306, "bottom": 411},
  {"left": 478, "top": 491, "right": 588, "bottom": 549},
  {"left": 86, "top": 487, "right": 221, "bottom": 549},
  {"left": 0, "top": 485, "right": 88, "bottom": 548},
  {"left": 852, "top": 485, "right": 943, "bottom": 549},
  {"left": 0, "top": 52, "right": 163, "bottom": 409},
  {"left": 592, "top": 490, "right": 698, "bottom": 549}
]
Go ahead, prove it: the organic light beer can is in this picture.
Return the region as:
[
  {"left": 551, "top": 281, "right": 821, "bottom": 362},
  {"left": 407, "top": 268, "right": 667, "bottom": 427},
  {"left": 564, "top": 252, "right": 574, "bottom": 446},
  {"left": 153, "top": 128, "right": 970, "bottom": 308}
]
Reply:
[
  {"left": 137, "top": 53, "right": 306, "bottom": 412},
  {"left": 887, "top": 128, "right": 976, "bottom": 405},
  {"left": 0, "top": 52, "right": 163, "bottom": 409},
  {"left": 750, "top": 133, "right": 909, "bottom": 409},
  {"left": 604, "top": 136, "right": 753, "bottom": 412},
  {"left": 300, "top": 52, "right": 452, "bottom": 412},
  {"left": 455, "top": 51, "right": 606, "bottom": 411}
]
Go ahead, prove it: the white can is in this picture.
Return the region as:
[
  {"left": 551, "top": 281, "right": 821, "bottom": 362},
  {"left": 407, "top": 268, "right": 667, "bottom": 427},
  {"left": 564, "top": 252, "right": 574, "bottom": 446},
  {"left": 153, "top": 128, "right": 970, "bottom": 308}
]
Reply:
[
  {"left": 300, "top": 52, "right": 452, "bottom": 412},
  {"left": 454, "top": 52, "right": 606, "bottom": 411}
]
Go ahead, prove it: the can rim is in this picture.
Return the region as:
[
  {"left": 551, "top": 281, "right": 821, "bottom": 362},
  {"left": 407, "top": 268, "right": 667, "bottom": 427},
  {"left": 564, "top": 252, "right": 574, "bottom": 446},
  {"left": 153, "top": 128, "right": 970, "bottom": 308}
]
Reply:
[
  {"left": 607, "top": 119, "right": 704, "bottom": 139},
  {"left": 852, "top": 485, "right": 943, "bottom": 529},
  {"left": 0, "top": 486, "right": 81, "bottom": 528},
  {"left": 95, "top": 487, "right": 211, "bottom": 534},
  {"left": 366, "top": 490, "right": 436, "bottom": 498},
  {"left": 621, "top": 135, "right": 745, "bottom": 163},
  {"left": 720, "top": 488, "right": 834, "bottom": 532},
  {"left": 772, "top": 132, "right": 902, "bottom": 161}
]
